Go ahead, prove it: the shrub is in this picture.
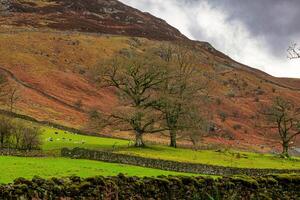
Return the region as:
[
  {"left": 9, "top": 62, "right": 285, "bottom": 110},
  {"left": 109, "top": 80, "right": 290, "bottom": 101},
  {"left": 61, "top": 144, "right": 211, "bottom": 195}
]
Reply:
[
  {"left": 119, "top": 48, "right": 132, "bottom": 58},
  {"left": 256, "top": 89, "right": 265, "bottom": 95},
  {"left": 233, "top": 124, "right": 242, "bottom": 130},
  {"left": 219, "top": 111, "right": 227, "bottom": 122},
  {"left": 19, "top": 127, "right": 42, "bottom": 150},
  {"left": 88, "top": 108, "right": 100, "bottom": 119},
  {"left": 0, "top": 73, "right": 7, "bottom": 85},
  {"left": 226, "top": 90, "right": 235, "bottom": 98},
  {"left": 232, "top": 111, "right": 239, "bottom": 118},
  {"left": 74, "top": 100, "right": 83, "bottom": 109},
  {"left": 216, "top": 98, "right": 222, "bottom": 105},
  {"left": 129, "top": 37, "right": 142, "bottom": 48},
  {"left": 0, "top": 116, "right": 13, "bottom": 148},
  {"left": 0, "top": 118, "right": 42, "bottom": 150}
]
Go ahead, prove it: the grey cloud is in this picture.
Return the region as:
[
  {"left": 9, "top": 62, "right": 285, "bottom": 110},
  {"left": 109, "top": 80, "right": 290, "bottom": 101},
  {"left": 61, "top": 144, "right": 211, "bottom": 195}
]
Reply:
[
  {"left": 121, "top": 0, "right": 300, "bottom": 77},
  {"left": 190, "top": 0, "right": 300, "bottom": 56}
]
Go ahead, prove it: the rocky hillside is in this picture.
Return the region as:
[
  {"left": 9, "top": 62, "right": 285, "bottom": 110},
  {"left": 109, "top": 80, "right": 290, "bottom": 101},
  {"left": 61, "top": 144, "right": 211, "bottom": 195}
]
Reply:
[
  {"left": 0, "top": 0, "right": 300, "bottom": 153},
  {"left": 0, "top": 0, "right": 187, "bottom": 40}
]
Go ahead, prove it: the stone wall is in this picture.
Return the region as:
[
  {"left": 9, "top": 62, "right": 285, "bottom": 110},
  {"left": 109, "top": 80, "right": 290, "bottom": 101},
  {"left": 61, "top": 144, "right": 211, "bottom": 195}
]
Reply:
[
  {"left": 61, "top": 148, "right": 300, "bottom": 176},
  {"left": 1, "top": 174, "right": 299, "bottom": 199}
]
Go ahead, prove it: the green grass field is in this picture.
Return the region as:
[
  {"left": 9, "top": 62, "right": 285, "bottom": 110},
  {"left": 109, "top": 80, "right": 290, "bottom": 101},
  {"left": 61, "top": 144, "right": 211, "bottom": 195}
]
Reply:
[
  {"left": 0, "top": 156, "right": 193, "bottom": 184},
  {"left": 41, "top": 127, "right": 300, "bottom": 169}
]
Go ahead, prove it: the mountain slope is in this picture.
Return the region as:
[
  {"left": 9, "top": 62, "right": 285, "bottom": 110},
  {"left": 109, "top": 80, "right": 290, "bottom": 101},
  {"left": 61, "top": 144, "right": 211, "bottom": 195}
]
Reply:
[
  {"left": 0, "top": 0, "right": 187, "bottom": 41},
  {"left": 0, "top": 0, "right": 300, "bottom": 153}
]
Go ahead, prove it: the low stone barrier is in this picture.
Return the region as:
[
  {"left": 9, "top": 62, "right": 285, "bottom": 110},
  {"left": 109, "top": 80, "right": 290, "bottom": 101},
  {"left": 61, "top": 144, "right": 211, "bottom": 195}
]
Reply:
[
  {"left": 1, "top": 174, "right": 299, "bottom": 199},
  {"left": 61, "top": 147, "right": 300, "bottom": 176}
]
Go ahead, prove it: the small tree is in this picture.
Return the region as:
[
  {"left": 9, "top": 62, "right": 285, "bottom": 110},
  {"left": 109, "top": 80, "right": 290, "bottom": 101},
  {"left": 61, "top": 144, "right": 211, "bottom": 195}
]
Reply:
[
  {"left": 287, "top": 43, "right": 300, "bottom": 59},
  {"left": 0, "top": 73, "right": 8, "bottom": 102},
  {"left": 92, "top": 53, "right": 168, "bottom": 147},
  {"left": 0, "top": 116, "right": 13, "bottom": 148},
  {"left": 11, "top": 121, "right": 26, "bottom": 149},
  {"left": 19, "top": 126, "right": 42, "bottom": 150},
  {"left": 260, "top": 97, "right": 300, "bottom": 157},
  {"left": 74, "top": 99, "right": 83, "bottom": 109},
  {"left": 7, "top": 87, "right": 19, "bottom": 112}
]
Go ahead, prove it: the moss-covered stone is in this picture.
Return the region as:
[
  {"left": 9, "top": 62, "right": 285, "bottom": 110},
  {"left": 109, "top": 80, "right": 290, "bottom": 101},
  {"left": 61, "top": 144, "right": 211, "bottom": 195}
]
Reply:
[{"left": 0, "top": 174, "right": 299, "bottom": 200}]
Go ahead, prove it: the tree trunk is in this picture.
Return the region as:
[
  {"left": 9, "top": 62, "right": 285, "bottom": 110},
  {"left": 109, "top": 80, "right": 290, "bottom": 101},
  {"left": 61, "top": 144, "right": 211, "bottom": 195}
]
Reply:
[
  {"left": 135, "top": 131, "right": 145, "bottom": 147},
  {"left": 170, "top": 130, "right": 177, "bottom": 148},
  {"left": 282, "top": 141, "right": 289, "bottom": 158},
  {"left": 0, "top": 134, "right": 3, "bottom": 149}
]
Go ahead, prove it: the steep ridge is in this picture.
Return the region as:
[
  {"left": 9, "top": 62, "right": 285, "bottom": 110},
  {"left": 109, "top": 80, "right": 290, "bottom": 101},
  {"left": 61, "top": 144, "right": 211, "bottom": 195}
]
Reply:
[{"left": 0, "top": 0, "right": 187, "bottom": 41}]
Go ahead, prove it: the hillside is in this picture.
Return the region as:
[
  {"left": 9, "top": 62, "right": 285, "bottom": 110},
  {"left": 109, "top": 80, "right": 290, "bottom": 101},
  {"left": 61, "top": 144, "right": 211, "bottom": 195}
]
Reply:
[
  {"left": 0, "top": 0, "right": 300, "bottom": 153},
  {"left": 0, "top": 0, "right": 187, "bottom": 41}
]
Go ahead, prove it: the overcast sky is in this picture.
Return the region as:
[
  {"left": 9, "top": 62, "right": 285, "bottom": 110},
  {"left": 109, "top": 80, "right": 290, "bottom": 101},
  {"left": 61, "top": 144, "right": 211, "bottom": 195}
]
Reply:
[{"left": 120, "top": 0, "right": 300, "bottom": 78}]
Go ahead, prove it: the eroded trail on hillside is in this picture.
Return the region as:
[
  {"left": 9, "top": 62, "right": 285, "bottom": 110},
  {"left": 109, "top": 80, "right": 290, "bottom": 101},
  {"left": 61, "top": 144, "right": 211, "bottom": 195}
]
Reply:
[{"left": 0, "top": 66, "right": 86, "bottom": 113}]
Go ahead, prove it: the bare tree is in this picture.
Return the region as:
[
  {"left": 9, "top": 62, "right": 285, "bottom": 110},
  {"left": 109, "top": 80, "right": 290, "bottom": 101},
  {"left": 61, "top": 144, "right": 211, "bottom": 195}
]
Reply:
[
  {"left": 92, "top": 53, "right": 168, "bottom": 147},
  {"left": 20, "top": 126, "right": 42, "bottom": 150},
  {"left": 0, "top": 116, "right": 13, "bottom": 149},
  {"left": 0, "top": 73, "right": 8, "bottom": 101},
  {"left": 7, "top": 87, "right": 19, "bottom": 112},
  {"left": 260, "top": 96, "right": 300, "bottom": 157},
  {"left": 0, "top": 75, "right": 20, "bottom": 112},
  {"left": 150, "top": 45, "right": 210, "bottom": 148},
  {"left": 11, "top": 120, "right": 25, "bottom": 149},
  {"left": 287, "top": 43, "right": 300, "bottom": 59}
]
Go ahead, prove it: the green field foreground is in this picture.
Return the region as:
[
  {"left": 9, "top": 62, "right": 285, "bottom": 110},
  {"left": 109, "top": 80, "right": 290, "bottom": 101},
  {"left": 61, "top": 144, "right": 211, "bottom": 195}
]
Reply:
[
  {"left": 0, "top": 156, "right": 194, "bottom": 184},
  {"left": 41, "top": 127, "right": 300, "bottom": 169}
]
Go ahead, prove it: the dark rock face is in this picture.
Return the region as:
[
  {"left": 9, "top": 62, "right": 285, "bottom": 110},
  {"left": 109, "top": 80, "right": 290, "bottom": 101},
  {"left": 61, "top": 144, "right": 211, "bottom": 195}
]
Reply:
[
  {"left": 0, "top": 0, "right": 188, "bottom": 41},
  {"left": 0, "top": 0, "right": 11, "bottom": 12}
]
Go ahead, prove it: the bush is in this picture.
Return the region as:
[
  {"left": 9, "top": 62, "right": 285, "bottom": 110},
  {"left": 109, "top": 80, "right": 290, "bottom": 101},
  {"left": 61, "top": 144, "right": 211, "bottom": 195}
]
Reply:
[
  {"left": 88, "top": 108, "right": 100, "bottom": 119},
  {"left": 216, "top": 98, "right": 222, "bottom": 105},
  {"left": 219, "top": 111, "right": 227, "bottom": 122},
  {"left": 19, "top": 127, "right": 41, "bottom": 150},
  {"left": 74, "top": 100, "right": 83, "bottom": 109},
  {"left": 233, "top": 124, "right": 242, "bottom": 130},
  {"left": 0, "top": 73, "right": 7, "bottom": 85},
  {"left": 0, "top": 116, "right": 13, "bottom": 148},
  {"left": 226, "top": 90, "right": 235, "bottom": 98},
  {"left": 119, "top": 48, "right": 132, "bottom": 58},
  {"left": 232, "top": 111, "right": 239, "bottom": 118},
  {"left": 0, "top": 117, "right": 42, "bottom": 150}
]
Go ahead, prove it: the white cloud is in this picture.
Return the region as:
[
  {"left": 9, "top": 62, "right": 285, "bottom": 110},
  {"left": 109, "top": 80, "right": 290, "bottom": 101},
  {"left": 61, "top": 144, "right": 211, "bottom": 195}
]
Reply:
[{"left": 120, "top": 0, "right": 300, "bottom": 78}]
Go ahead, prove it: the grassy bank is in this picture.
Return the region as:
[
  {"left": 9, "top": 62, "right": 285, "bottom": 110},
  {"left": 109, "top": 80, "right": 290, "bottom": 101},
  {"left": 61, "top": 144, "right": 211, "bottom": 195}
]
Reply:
[
  {"left": 0, "top": 156, "right": 193, "bottom": 184},
  {"left": 41, "top": 127, "right": 300, "bottom": 169}
]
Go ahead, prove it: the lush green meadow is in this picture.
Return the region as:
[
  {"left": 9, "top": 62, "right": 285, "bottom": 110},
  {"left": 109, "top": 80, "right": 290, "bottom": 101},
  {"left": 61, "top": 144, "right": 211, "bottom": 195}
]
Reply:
[
  {"left": 0, "top": 123, "right": 299, "bottom": 184},
  {"left": 41, "top": 127, "right": 300, "bottom": 169},
  {"left": 0, "top": 156, "right": 193, "bottom": 184}
]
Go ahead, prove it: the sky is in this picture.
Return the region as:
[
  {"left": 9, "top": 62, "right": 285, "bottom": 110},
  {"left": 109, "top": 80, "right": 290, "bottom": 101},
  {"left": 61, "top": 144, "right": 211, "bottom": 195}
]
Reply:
[{"left": 120, "top": 0, "right": 300, "bottom": 78}]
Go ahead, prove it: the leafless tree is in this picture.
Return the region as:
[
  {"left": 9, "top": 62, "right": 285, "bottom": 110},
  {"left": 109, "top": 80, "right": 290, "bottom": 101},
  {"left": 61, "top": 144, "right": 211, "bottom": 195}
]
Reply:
[
  {"left": 287, "top": 43, "right": 300, "bottom": 59},
  {"left": 0, "top": 75, "right": 20, "bottom": 112},
  {"left": 150, "top": 45, "right": 210, "bottom": 148},
  {"left": 0, "top": 116, "right": 13, "bottom": 149},
  {"left": 92, "top": 53, "right": 168, "bottom": 147},
  {"left": 0, "top": 73, "right": 8, "bottom": 101},
  {"left": 260, "top": 96, "right": 300, "bottom": 157},
  {"left": 11, "top": 120, "right": 25, "bottom": 149},
  {"left": 7, "top": 87, "right": 19, "bottom": 112},
  {"left": 19, "top": 126, "right": 42, "bottom": 150}
]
